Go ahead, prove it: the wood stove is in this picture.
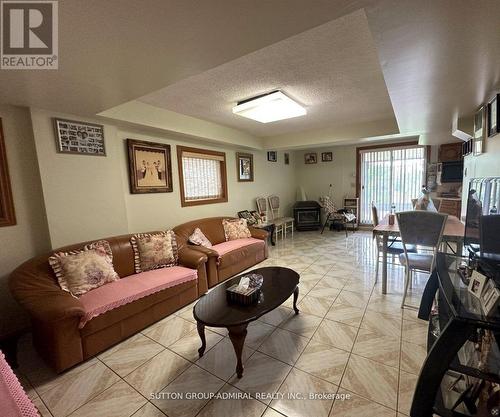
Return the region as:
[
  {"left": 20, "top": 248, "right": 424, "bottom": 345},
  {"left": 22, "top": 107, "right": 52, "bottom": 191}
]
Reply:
[{"left": 293, "top": 201, "right": 321, "bottom": 231}]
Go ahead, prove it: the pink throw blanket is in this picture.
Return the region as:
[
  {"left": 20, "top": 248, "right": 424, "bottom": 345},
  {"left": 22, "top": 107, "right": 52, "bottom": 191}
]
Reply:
[
  {"left": 78, "top": 266, "right": 197, "bottom": 328},
  {"left": 0, "top": 351, "right": 39, "bottom": 417},
  {"left": 212, "top": 238, "right": 265, "bottom": 258}
]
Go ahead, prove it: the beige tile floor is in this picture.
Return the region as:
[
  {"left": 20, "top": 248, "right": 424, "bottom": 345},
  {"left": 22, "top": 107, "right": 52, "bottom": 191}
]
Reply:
[{"left": 15, "top": 230, "right": 430, "bottom": 417}]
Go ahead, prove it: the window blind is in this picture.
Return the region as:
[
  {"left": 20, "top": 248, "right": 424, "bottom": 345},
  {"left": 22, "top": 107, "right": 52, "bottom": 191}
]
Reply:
[
  {"left": 360, "top": 145, "right": 426, "bottom": 224},
  {"left": 181, "top": 153, "right": 224, "bottom": 201}
]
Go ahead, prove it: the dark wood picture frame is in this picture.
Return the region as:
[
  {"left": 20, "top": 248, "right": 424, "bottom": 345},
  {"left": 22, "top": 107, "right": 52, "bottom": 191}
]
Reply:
[
  {"left": 267, "top": 151, "right": 277, "bottom": 162},
  {"left": 53, "top": 118, "right": 106, "bottom": 156},
  {"left": 487, "top": 94, "right": 499, "bottom": 137},
  {"left": 321, "top": 152, "right": 333, "bottom": 162},
  {"left": 236, "top": 152, "right": 254, "bottom": 182},
  {"left": 0, "top": 119, "right": 16, "bottom": 227},
  {"left": 177, "top": 145, "right": 228, "bottom": 207},
  {"left": 304, "top": 152, "right": 317, "bottom": 164},
  {"left": 127, "top": 139, "right": 173, "bottom": 194}
]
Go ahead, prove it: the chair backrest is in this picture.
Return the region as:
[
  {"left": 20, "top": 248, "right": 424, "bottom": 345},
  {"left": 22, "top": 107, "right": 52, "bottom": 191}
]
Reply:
[
  {"left": 432, "top": 198, "right": 442, "bottom": 212},
  {"left": 396, "top": 211, "right": 447, "bottom": 248},
  {"left": 268, "top": 195, "right": 280, "bottom": 219},
  {"left": 319, "top": 196, "right": 336, "bottom": 214},
  {"left": 256, "top": 197, "right": 267, "bottom": 215},
  {"left": 371, "top": 202, "right": 379, "bottom": 227}
]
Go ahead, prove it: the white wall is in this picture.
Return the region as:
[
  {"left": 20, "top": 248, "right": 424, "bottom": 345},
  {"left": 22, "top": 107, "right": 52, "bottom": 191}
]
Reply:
[
  {"left": 30, "top": 109, "right": 130, "bottom": 248},
  {"left": 294, "top": 145, "right": 357, "bottom": 208},
  {"left": 0, "top": 106, "right": 50, "bottom": 335},
  {"left": 30, "top": 108, "right": 297, "bottom": 247}
]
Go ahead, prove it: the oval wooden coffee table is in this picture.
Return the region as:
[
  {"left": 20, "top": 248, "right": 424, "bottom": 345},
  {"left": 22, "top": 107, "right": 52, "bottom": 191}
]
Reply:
[{"left": 193, "top": 266, "right": 300, "bottom": 378}]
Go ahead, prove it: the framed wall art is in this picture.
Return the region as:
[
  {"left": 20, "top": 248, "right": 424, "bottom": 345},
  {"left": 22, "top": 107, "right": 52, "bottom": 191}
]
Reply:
[
  {"left": 474, "top": 105, "right": 485, "bottom": 155},
  {"left": 127, "top": 139, "right": 173, "bottom": 194},
  {"left": 284, "top": 153, "right": 290, "bottom": 165},
  {"left": 322, "top": 152, "right": 333, "bottom": 162},
  {"left": 304, "top": 152, "right": 317, "bottom": 164},
  {"left": 53, "top": 118, "right": 106, "bottom": 156},
  {"left": 267, "top": 151, "right": 277, "bottom": 162},
  {"left": 487, "top": 94, "right": 499, "bottom": 137},
  {"left": 236, "top": 152, "right": 254, "bottom": 182},
  {"left": 0, "top": 119, "right": 16, "bottom": 227},
  {"left": 462, "top": 139, "right": 473, "bottom": 157}
]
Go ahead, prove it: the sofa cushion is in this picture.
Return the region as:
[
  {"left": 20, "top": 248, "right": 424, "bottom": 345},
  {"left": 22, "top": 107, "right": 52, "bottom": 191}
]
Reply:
[
  {"left": 48, "top": 240, "right": 120, "bottom": 297},
  {"left": 78, "top": 266, "right": 197, "bottom": 328},
  {"left": 222, "top": 218, "right": 251, "bottom": 241},
  {"left": 212, "top": 238, "right": 265, "bottom": 267},
  {"left": 188, "top": 227, "right": 212, "bottom": 248},
  {"left": 130, "top": 231, "right": 178, "bottom": 273}
]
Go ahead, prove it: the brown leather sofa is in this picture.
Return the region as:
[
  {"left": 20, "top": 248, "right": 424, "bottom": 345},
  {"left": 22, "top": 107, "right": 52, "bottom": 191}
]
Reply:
[
  {"left": 174, "top": 217, "right": 268, "bottom": 288},
  {"left": 9, "top": 233, "right": 207, "bottom": 373}
]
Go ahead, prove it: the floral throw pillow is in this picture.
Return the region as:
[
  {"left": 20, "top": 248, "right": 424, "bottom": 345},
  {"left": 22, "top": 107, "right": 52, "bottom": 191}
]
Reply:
[
  {"left": 222, "top": 218, "right": 252, "bottom": 241},
  {"left": 48, "top": 240, "right": 120, "bottom": 297},
  {"left": 188, "top": 228, "right": 212, "bottom": 248},
  {"left": 130, "top": 230, "right": 178, "bottom": 273}
]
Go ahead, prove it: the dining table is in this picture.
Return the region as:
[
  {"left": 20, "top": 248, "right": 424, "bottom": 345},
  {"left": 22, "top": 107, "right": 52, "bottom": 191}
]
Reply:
[{"left": 372, "top": 214, "right": 465, "bottom": 294}]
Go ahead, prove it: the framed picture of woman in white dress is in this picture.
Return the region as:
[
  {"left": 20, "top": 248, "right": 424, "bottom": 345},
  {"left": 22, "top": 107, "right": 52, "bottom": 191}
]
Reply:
[{"left": 127, "top": 139, "right": 173, "bottom": 194}]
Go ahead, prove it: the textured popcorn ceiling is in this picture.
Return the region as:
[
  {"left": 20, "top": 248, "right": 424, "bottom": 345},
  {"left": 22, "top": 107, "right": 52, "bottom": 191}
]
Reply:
[
  {"left": 139, "top": 10, "right": 396, "bottom": 138},
  {"left": 2, "top": 0, "right": 500, "bottom": 147}
]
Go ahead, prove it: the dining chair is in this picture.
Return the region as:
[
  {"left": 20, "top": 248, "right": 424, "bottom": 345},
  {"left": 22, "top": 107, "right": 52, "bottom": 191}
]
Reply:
[
  {"left": 267, "top": 195, "right": 294, "bottom": 239},
  {"left": 397, "top": 211, "right": 447, "bottom": 309},
  {"left": 319, "top": 196, "right": 337, "bottom": 234},
  {"left": 372, "top": 202, "right": 416, "bottom": 283},
  {"left": 256, "top": 197, "right": 268, "bottom": 220}
]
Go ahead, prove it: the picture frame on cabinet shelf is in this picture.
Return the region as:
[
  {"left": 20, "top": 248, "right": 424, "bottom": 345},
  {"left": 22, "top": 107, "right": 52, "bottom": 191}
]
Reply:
[
  {"left": 468, "top": 270, "right": 488, "bottom": 298},
  {"left": 481, "top": 279, "right": 500, "bottom": 316}
]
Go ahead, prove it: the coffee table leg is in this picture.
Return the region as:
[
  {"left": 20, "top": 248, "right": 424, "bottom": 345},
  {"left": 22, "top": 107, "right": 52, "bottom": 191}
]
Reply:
[
  {"left": 293, "top": 286, "right": 300, "bottom": 315},
  {"left": 197, "top": 321, "right": 206, "bottom": 357},
  {"left": 227, "top": 324, "right": 248, "bottom": 378}
]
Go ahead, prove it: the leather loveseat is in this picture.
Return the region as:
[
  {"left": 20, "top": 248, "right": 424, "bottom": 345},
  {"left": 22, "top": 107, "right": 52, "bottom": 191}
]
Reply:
[
  {"left": 173, "top": 217, "right": 268, "bottom": 288},
  {"left": 9, "top": 233, "right": 207, "bottom": 373}
]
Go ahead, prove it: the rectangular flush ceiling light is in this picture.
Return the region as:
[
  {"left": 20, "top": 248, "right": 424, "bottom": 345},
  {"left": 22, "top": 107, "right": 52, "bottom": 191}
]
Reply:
[{"left": 232, "top": 90, "right": 306, "bottom": 123}]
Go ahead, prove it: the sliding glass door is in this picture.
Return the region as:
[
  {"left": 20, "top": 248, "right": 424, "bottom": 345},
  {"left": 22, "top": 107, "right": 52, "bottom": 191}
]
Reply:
[{"left": 359, "top": 145, "right": 426, "bottom": 224}]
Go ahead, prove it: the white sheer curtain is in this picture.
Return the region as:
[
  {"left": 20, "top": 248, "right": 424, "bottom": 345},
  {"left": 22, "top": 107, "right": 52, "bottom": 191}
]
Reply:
[
  {"left": 360, "top": 145, "right": 426, "bottom": 224},
  {"left": 182, "top": 152, "right": 223, "bottom": 201}
]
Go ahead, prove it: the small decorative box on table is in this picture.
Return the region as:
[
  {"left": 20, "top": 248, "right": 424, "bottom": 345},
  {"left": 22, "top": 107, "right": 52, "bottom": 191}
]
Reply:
[{"left": 226, "top": 273, "right": 263, "bottom": 305}]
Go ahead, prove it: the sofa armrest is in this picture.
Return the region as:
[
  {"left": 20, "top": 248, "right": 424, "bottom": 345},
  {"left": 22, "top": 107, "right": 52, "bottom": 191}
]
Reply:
[
  {"left": 177, "top": 247, "right": 209, "bottom": 295},
  {"left": 186, "top": 245, "right": 219, "bottom": 258},
  {"left": 249, "top": 227, "right": 269, "bottom": 240},
  {"left": 178, "top": 246, "right": 208, "bottom": 269},
  {"left": 9, "top": 258, "right": 85, "bottom": 323}
]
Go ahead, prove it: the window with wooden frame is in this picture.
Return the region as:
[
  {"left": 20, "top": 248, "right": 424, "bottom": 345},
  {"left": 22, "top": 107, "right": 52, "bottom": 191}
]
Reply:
[
  {"left": 0, "top": 119, "right": 16, "bottom": 227},
  {"left": 177, "top": 146, "right": 228, "bottom": 207}
]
